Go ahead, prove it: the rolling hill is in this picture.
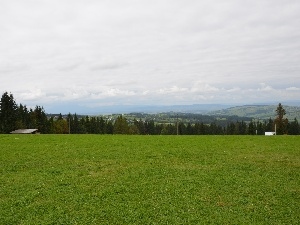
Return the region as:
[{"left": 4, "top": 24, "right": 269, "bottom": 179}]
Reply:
[{"left": 208, "top": 105, "right": 300, "bottom": 121}]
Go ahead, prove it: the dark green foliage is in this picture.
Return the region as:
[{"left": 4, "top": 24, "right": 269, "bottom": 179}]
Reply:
[
  {"left": 106, "top": 120, "right": 114, "bottom": 134},
  {"left": 275, "top": 103, "right": 289, "bottom": 135},
  {"left": 0, "top": 92, "right": 51, "bottom": 133},
  {"left": 288, "top": 118, "right": 299, "bottom": 135},
  {"left": 226, "top": 122, "right": 236, "bottom": 135},
  {"left": 16, "top": 104, "right": 31, "bottom": 129},
  {"left": 32, "top": 106, "right": 48, "bottom": 133},
  {"left": 0, "top": 92, "right": 18, "bottom": 133},
  {"left": 1, "top": 92, "right": 300, "bottom": 135},
  {"left": 248, "top": 121, "right": 256, "bottom": 135},
  {"left": 113, "top": 115, "right": 129, "bottom": 134}
]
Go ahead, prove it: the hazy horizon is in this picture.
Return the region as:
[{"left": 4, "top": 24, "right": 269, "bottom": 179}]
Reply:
[{"left": 43, "top": 101, "right": 300, "bottom": 115}]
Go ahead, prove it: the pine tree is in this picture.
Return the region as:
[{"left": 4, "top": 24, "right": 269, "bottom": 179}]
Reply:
[
  {"left": 54, "top": 115, "right": 68, "bottom": 134},
  {"left": 186, "top": 123, "right": 193, "bottom": 135},
  {"left": 288, "top": 118, "right": 299, "bottom": 135},
  {"left": 33, "top": 106, "right": 48, "bottom": 133},
  {"left": 98, "top": 117, "right": 106, "bottom": 134},
  {"left": 106, "top": 120, "right": 114, "bottom": 134},
  {"left": 73, "top": 114, "right": 79, "bottom": 133},
  {"left": 67, "top": 113, "right": 73, "bottom": 134},
  {"left": 0, "top": 92, "right": 18, "bottom": 133},
  {"left": 248, "top": 121, "right": 256, "bottom": 135},
  {"left": 113, "top": 115, "right": 129, "bottom": 134},
  {"left": 274, "top": 103, "right": 288, "bottom": 134},
  {"left": 16, "top": 104, "right": 30, "bottom": 129}
]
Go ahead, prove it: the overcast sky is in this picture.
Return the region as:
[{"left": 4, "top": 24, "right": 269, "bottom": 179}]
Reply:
[{"left": 1, "top": 0, "right": 300, "bottom": 113}]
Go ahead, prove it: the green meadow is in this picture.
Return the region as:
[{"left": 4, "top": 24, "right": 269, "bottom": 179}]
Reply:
[{"left": 0, "top": 135, "right": 299, "bottom": 224}]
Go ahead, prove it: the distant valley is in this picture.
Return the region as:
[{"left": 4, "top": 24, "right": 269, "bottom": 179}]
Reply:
[{"left": 53, "top": 103, "right": 300, "bottom": 122}]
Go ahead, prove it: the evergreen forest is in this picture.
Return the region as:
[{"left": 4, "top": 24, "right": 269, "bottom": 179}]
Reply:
[{"left": 1, "top": 92, "right": 299, "bottom": 135}]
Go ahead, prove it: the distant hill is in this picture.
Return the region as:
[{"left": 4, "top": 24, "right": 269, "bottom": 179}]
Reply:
[
  {"left": 208, "top": 105, "right": 300, "bottom": 121},
  {"left": 82, "top": 104, "right": 234, "bottom": 115}
]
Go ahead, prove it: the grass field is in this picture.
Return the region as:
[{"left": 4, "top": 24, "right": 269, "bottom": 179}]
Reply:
[{"left": 0, "top": 135, "right": 299, "bottom": 224}]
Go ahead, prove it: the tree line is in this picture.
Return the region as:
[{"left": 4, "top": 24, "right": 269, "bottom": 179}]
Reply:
[{"left": 1, "top": 92, "right": 299, "bottom": 135}]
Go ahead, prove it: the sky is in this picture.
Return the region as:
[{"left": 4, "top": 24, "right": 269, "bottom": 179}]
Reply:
[{"left": 1, "top": 0, "right": 300, "bottom": 113}]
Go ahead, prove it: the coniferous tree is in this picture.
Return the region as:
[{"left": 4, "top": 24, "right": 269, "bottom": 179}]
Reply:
[
  {"left": 226, "top": 122, "right": 235, "bottom": 135},
  {"left": 146, "top": 120, "right": 156, "bottom": 135},
  {"left": 160, "top": 124, "right": 169, "bottom": 135},
  {"left": 256, "top": 121, "right": 264, "bottom": 135},
  {"left": 98, "top": 117, "right": 106, "bottom": 134},
  {"left": 240, "top": 121, "right": 247, "bottom": 135},
  {"left": 186, "top": 123, "right": 193, "bottom": 135},
  {"left": 155, "top": 124, "right": 163, "bottom": 135},
  {"left": 29, "top": 108, "right": 37, "bottom": 129},
  {"left": 178, "top": 122, "right": 186, "bottom": 135},
  {"left": 89, "top": 117, "right": 97, "bottom": 133},
  {"left": 274, "top": 103, "right": 289, "bottom": 135},
  {"left": 79, "top": 117, "right": 87, "bottom": 134},
  {"left": 136, "top": 119, "right": 146, "bottom": 134},
  {"left": 0, "top": 92, "right": 18, "bottom": 133},
  {"left": 288, "top": 118, "right": 299, "bottom": 135},
  {"left": 128, "top": 124, "right": 140, "bottom": 134},
  {"left": 67, "top": 113, "right": 73, "bottom": 134},
  {"left": 84, "top": 116, "right": 91, "bottom": 133},
  {"left": 73, "top": 114, "right": 80, "bottom": 133},
  {"left": 48, "top": 117, "right": 55, "bottom": 133},
  {"left": 54, "top": 114, "right": 68, "bottom": 134},
  {"left": 248, "top": 121, "right": 256, "bottom": 135},
  {"left": 114, "top": 115, "right": 129, "bottom": 134},
  {"left": 33, "top": 106, "right": 48, "bottom": 133},
  {"left": 95, "top": 117, "right": 101, "bottom": 134},
  {"left": 16, "top": 103, "right": 30, "bottom": 129},
  {"left": 105, "top": 120, "right": 113, "bottom": 134},
  {"left": 265, "top": 118, "right": 274, "bottom": 132}
]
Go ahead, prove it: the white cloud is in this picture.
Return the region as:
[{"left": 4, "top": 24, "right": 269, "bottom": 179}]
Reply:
[
  {"left": 286, "top": 87, "right": 300, "bottom": 91},
  {"left": 158, "top": 86, "right": 188, "bottom": 94},
  {"left": 191, "top": 82, "right": 219, "bottom": 93},
  {"left": 91, "top": 89, "right": 136, "bottom": 98},
  {"left": 258, "top": 83, "right": 274, "bottom": 92},
  {"left": 1, "top": 0, "right": 300, "bottom": 112},
  {"left": 226, "top": 87, "right": 241, "bottom": 93},
  {"left": 18, "top": 89, "right": 46, "bottom": 101}
]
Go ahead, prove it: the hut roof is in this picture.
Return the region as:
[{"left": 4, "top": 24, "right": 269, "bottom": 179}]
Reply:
[{"left": 10, "top": 129, "right": 38, "bottom": 134}]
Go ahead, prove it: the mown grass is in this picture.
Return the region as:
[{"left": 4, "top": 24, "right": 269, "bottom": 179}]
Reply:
[{"left": 0, "top": 135, "right": 299, "bottom": 224}]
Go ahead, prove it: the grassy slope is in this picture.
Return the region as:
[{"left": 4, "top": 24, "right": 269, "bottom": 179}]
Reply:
[
  {"left": 209, "top": 105, "right": 300, "bottom": 120},
  {"left": 0, "top": 135, "right": 299, "bottom": 224}
]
